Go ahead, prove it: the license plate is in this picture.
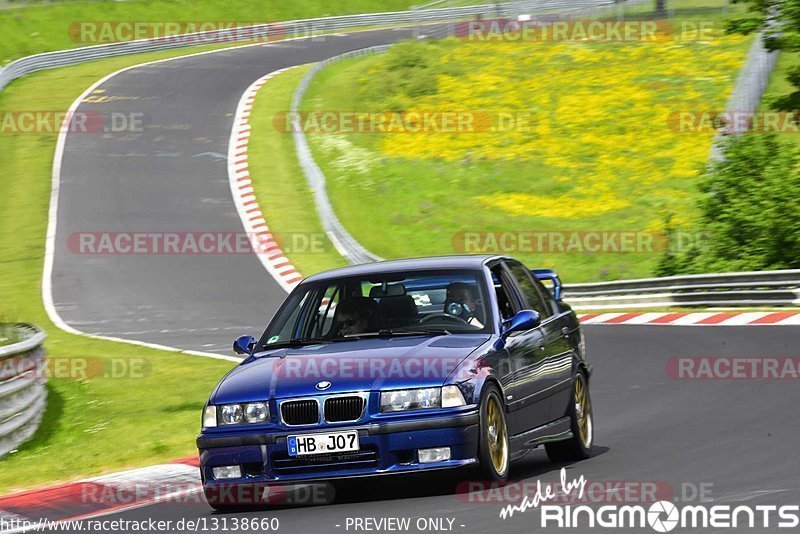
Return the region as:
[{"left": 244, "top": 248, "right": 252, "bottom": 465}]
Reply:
[{"left": 287, "top": 430, "right": 359, "bottom": 456}]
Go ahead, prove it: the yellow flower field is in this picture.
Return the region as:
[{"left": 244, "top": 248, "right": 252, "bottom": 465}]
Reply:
[
  {"left": 376, "top": 36, "right": 746, "bottom": 221},
  {"left": 304, "top": 24, "right": 750, "bottom": 281}
]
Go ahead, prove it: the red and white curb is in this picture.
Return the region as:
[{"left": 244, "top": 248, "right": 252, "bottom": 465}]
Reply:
[
  {"left": 228, "top": 67, "right": 304, "bottom": 293},
  {"left": 0, "top": 458, "right": 200, "bottom": 532},
  {"left": 578, "top": 311, "right": 800, "bottom": 326}
]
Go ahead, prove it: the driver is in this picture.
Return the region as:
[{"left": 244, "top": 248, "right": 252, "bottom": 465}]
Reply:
[
  {"left": 335, "top": 297, "right": 375, "bottom": 336},
  {"left": 445, "top": 282, "right": 484, "bottom": 328}
]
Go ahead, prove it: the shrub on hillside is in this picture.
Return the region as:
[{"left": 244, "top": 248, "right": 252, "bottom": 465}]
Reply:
[
  {"left": 358, "top": 40, "right": 452, "bottom": 110},
  {"left": 658, "top": 134, "right": 800, "bottom": 275}
]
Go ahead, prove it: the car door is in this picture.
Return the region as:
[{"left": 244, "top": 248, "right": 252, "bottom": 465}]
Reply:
[
  {"left": 505, "top": 260, "right": 574, "bottom": 422},
  {"left": 489, "top": 262, "right": 552, "bottom": 435}
]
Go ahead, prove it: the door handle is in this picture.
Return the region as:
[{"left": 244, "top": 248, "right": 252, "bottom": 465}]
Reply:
[
  {"left": 536, "top": 340, "right": 546, "bottom": 351},
  {"left": 561, "top": 326, "right": 570, "bottom": 337}
]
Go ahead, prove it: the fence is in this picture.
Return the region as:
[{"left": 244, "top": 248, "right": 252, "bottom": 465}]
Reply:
[
  {"left": 711, "top": 6, "right": 781, "bottom": 159},
  {"left": 0, "top": 0, "right": 625, "bottom": 94},
  {"left": 0, "top": 324, "right": 47, "bottom": 459},
  {"left": 562, "top": 270, "right": 800, "bottom": 310}
]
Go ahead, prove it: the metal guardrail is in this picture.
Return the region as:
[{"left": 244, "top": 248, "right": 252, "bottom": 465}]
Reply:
[
  {"left": 291, "top": 46, "right": 390, "bottom": 265},
  {"left": 0, "top": 0, "right": 618, "bottom": 94},
  {"left": 0, "top": 324, "right": 47, "bottom": 459},
  {"left": 562, "top": 270, "right": 800, "bottom": 309},
  {"left": 711, "top": 8, "right": 780, "bottom": 159}
]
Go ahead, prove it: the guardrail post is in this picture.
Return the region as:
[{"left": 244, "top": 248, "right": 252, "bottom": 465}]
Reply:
[{"left": 0, "top": 324, "right": 47, "bottom": 459}]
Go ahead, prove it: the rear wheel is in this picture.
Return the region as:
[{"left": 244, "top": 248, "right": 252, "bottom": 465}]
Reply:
[
  {"left": 545, "top": 372, "right": 593, "bottom": 462},
  {"left": 476, "top": 384, "right": 509, "bottom": 482}
]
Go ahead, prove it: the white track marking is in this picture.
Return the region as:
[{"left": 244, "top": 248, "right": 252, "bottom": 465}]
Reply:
[
  {"left": 714, "top": 312, "right": 771, "bottom": 325},
  {"left": 42, "top": 32, "right": 374, "bottom": 360},
  {"left": 580, "top": 313, "right": 627, "bottom": 324},
  {"left": 777, "top": 314, "right": 800, "bottom": 325},
  {"left": 669, "top": 312, "right": 719, "bottom": 325},
  {"left": 618, "top": 312, "right": 669, "bottom": 324}
]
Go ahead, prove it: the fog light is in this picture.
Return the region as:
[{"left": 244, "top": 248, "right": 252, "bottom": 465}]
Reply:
[
  {"left": 418, "top": 447, "right": 451, "bottom": 463},
  {"left": 212, "top": 465, "right": 242, "bottom": 480}
]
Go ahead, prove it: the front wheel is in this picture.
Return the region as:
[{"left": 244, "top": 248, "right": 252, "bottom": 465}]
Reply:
[
  {"left": 545, "top": 372, "right": 593, "bottom": 462},
  {"left": 476, "top": 384, "right": 509, "bottom": 482}
]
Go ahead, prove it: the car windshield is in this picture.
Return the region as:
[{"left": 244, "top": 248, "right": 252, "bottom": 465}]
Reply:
[{"left": 259, "top": 269, "right": 492, "bottom": 347}]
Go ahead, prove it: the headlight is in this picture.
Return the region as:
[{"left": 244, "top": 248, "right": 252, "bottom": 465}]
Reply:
[
  {"left": 381, "top": 387, "right": 448, "bottom": 412},
  {"left": 203, "top": 405, "right": 217, "bottom": 428},
  {"left": 211, "top": 402, "right": 270, "bottom": 426},
  {"left": 220, "top": 404, "right": 243, "bottom": 425},
  {"left": 244, "top": 402, "right": 268, "bottom": 423}
]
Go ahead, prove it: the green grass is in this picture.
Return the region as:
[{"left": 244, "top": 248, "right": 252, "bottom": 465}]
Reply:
[
  {"left": 246, "top": 66, "right": 348, "bottom": 276},
  {"left": 0, "top": 325, "right": 22, "bottom": 346},
  {"left": 0, "top": 46, "right": 255, "bottom": 495},
  {"left": 0, "top": 0, "right": 414, "bottom": 65},
  {"left": 299, "top": 5, "right": 752, "bottom": 283}
]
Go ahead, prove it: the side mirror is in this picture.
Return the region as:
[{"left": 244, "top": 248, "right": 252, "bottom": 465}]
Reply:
[
  {"left": 233, "top": 335, "right": 256, "bottom": 356},
  {"left": 501, "top": 310, "right": 541, "bottom": 339}
]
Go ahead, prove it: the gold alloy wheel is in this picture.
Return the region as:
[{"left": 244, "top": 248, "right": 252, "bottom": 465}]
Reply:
[
  {"left": 574, "top": 377, "right": 593, "bottom": 448},
  {"left": 486, "top": 395, "right": 508, "bottom": 475}
]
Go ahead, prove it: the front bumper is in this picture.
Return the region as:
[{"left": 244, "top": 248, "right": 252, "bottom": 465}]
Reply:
[{"left": 198, "top": 411, "right": 479, "bottom": 490}]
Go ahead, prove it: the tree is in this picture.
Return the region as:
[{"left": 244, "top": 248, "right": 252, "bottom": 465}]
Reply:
[
  {"left": 727, "top": 1, "right": 800, "bottom": 113},
  {"left": 661, "top": 134, "right": 800, "bottom": 274}
]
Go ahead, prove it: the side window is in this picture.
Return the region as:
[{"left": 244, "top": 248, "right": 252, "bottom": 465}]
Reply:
[
  {"left": 490, "top": 265, "right": 520, "bottom": 321},
  {"left": 506, "top": 262, "right": 551, "bottom": 318}
]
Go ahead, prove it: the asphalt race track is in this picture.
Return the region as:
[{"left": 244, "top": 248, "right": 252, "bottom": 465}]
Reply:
[
  {"left": 61, "top": 326, "right": 800, "bottom": 534},
  {"left": 51, "top": 28, "right": 417, "bottom": 355},
  {"left": 48, "top": 23, "right": 800, "bottom": 534}
]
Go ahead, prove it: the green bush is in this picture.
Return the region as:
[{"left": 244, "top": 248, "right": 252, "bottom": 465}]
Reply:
[
  {"left": 659, "top": 134, "right": 800, "bottom": 274},
  {"left": 358, "top": 40, "right": 447, "bottom": 109}
]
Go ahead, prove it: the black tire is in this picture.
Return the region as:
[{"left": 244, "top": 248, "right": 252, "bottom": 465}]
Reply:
[
  {"left": 545, "top": 372, "right": 593, "bottom": 462},
  {"left": 476, "top": 383, "right": 510, "bottom": 482}
]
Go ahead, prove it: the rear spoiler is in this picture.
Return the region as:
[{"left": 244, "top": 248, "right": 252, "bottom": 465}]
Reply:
[{"left": 532, "top": 269, "right": 563, "bottom": 301}]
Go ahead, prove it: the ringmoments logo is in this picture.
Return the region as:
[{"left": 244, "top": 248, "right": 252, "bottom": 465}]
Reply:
[{"left": 499, "top": 468, "right": 800, "bottom": 531}]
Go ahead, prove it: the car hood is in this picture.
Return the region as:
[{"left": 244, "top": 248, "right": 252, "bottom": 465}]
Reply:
[{"left": 211, "top": 334, "right": 491, "bottom": 404}]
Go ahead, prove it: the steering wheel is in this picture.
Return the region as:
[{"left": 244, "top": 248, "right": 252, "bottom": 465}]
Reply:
[{"left": 419, "top": 312, "right": 470, "bottom": 325}]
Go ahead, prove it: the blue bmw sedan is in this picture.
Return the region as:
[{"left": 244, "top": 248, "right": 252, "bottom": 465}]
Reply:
[{"left": 197, "top": 255, "right": 592, "bottom": 509}]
